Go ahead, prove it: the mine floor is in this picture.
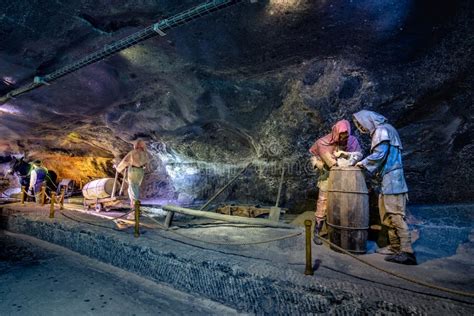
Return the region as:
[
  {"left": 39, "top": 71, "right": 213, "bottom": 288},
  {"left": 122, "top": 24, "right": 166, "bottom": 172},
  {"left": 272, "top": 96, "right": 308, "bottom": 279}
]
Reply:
[
  {"left": 0, "top": 230, "right": 238, "bottom": 315},
  {"left": 1, "top": 201, "right": 473, "bottom": 314}
]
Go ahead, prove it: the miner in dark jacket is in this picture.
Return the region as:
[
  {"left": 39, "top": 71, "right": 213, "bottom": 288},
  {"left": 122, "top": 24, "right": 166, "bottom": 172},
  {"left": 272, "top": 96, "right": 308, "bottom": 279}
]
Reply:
[
  {"left": 28, "top": 160, "right": 47, "bottom": 203},
  {"left": 353, "top": 110, "right": 417, "bottom": 265}
]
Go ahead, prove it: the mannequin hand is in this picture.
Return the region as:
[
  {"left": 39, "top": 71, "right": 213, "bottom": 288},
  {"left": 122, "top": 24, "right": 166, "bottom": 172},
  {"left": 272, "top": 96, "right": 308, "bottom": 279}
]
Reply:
[
  {"left": 334, "top": 150, "right": 347, "bottom": 158},
  {"left": 310, "top": 156, "right": 324, "bottom": 170}
]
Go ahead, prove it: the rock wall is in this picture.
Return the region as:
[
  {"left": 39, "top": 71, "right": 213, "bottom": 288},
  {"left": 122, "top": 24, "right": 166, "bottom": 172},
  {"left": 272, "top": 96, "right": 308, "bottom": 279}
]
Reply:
[{"left": 0, "top": 0, "right": 472, "bottom": 208}]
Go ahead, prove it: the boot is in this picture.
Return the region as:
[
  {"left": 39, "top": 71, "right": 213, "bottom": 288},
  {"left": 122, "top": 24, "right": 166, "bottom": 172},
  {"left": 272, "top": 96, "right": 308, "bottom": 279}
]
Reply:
[
  {"left": 313, "top": 220, "right": 324, "bottom": 245},
  {"left": 384, "top": 252, "right": 417, "bottom": 265}
]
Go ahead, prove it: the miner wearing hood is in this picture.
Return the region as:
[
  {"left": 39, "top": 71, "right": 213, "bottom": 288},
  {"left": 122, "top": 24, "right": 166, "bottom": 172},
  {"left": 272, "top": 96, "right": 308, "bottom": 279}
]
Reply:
[
  {"left": 353, "top": 110, "right": 417, "bottom": 265},
  {"left": 309, "top": 120, "right": 362, "bottom": 245}
]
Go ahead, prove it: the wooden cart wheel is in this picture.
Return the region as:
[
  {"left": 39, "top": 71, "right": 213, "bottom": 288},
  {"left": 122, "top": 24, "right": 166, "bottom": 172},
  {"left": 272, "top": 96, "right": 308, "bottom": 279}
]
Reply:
[{"left": 95, "top": 203, "right": 104, "bottom": 212}]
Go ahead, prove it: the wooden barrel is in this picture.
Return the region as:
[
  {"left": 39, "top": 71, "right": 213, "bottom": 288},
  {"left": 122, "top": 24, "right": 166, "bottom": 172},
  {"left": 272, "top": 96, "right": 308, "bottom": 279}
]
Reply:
[
  {"left": 82, "top": 178, "right": 116, "bottom": 200},
  {"left": 327, "top": 166, "right": 369, "bottom": 254}
]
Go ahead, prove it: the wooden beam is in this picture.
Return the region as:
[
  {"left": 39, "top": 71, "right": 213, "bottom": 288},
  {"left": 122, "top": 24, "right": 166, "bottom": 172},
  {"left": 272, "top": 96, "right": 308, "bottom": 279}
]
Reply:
[{"left": 162, "top": 205, "right": 296, "bottom": 229}]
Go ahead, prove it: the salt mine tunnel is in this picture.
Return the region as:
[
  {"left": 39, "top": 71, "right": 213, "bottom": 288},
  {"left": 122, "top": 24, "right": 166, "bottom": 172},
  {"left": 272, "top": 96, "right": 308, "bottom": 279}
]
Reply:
[{"left": 0, "top": 0, "right": 473, "bottom": 314}]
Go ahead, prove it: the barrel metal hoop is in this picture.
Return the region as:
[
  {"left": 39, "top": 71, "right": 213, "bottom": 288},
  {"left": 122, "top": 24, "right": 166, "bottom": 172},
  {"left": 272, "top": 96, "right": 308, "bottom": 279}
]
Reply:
[
  {"left": 327, "top": 189, "right": 368, "bottom": 194},
  {"left": 346, "top": 249, "right": 367, "bottom": 254},
  {"left": 331, "top": 169, "right": 364, "bottom": 171},
  {"left": 327, "top": 222, "right": 369, "bottom": 230}
]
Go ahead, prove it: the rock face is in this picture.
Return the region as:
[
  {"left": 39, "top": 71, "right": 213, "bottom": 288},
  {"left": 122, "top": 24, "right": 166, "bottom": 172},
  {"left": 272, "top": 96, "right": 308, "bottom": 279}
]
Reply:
[{"left": 0, "top": 0, "right": 473, "bottom": 208}]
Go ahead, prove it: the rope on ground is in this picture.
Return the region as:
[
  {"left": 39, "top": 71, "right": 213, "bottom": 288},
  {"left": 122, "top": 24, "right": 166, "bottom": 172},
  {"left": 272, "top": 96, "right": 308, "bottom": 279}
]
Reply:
[
  {"left": 61, "top": 208, "right": 135, "bottom": 223},
  {"left": 315, "top": 235, "right": 474, "bottom": 298},
  {"left": 59, "top": 210, "right": 124, "bottom": 231},
  {"left": 142, "top": 213, "right": 302, "bottom": 246}
]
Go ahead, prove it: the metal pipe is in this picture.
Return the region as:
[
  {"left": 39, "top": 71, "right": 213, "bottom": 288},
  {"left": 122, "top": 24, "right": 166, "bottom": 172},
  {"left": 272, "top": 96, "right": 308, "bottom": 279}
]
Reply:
[
  {"left": 0, "top": 0, "right": 251, "bottom": 104},
  {"left": 163, "top": 204, "right": 296, "bottom": 229},
  {"left": 304, "top": 219, "right": 314, "bottom": 275}
]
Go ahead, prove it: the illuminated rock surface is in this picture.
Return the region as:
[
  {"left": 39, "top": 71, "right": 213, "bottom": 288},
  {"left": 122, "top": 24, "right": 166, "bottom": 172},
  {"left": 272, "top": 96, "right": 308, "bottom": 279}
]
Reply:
[{"left": 0, "top": 0, "right": 473, "bottom": 207}]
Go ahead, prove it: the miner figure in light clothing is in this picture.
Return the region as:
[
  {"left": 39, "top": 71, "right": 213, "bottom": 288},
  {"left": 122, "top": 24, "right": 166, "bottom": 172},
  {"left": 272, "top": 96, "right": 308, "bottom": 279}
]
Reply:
[
  {"left": 309, "top": 120, "right": 362, "bottom": 245},
  {"left": 117, "top": 140, "right": 151, "bottom": 212},
  {"left": 353, "top": 110, "right": 417, "bottom": 265}
]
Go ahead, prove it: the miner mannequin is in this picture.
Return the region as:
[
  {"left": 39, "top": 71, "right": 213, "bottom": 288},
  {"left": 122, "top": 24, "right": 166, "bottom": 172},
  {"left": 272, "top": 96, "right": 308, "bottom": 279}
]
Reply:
[
  {"left": 309, "top": 120, "right": 362, "bottom": 245},
  {"left": 116, "top": 139, "right": 151, "bottom": 216},
  {"left": 28, "top": 160, "right": 47, "bottom": 203},
  {"left": 353, "top": 110, "right": 417, "bottom": 265}
]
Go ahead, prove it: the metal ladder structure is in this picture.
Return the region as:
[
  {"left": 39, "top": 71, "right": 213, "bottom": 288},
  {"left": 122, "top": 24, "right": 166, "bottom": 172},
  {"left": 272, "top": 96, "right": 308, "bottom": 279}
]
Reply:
[{"left": 0, "top": 0, "right": 257, "bottom": 105}]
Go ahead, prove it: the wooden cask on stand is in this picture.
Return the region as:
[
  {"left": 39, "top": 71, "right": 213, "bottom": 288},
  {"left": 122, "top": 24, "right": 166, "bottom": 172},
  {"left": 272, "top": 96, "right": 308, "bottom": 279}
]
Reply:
[{"left": 327, "top": 166, "right": 369, "bottom": 254}]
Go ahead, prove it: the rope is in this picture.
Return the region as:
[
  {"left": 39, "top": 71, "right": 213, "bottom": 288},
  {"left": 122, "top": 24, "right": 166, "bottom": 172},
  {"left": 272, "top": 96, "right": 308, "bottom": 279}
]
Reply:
[
  {"left": 61, "top": 208, "right": 135, "bottom": 223},
  {"left": 45, "top": 174, "right": 58, "bottom": 189},
  {"left": 59, "top": 210, "right": 123, "bottom": 231},
  {"left": 315, "top": 235, "right": 474, "bottom": 298},
  {"left": 21, "top": 187, "right": 36, "bottom": 198},
  {"left": 142, "top": 212, "right": 302, "bottom": 246}
]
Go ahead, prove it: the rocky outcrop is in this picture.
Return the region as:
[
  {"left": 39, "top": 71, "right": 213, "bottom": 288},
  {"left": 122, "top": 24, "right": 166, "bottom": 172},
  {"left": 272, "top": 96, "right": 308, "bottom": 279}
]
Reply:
[{"left": 0, "top": 0, "right": 472, "bottom": 208}]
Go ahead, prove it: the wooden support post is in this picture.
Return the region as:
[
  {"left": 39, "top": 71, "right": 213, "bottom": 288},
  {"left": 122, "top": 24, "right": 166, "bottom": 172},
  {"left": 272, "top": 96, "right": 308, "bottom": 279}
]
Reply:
[
  {"left": 20, "top": 186, "right": 26, "bottom": 205},
  {"left": 134, "top": 200, "right": 140, "bottom": 238},
  {"left": 59, "top": 188, "right": 65, "bottom": 210},
  {"left": 304, "top": 220, "right": 314, "bottom": 275},
  {"left": 49, "top": 192, "right": 56, "bottom": 218},
  {"left": 40, "top": 185, "right": 46, "bottom": 205},
  {"left": 164, "top": 211, "right": 175, "bottom": 229}
]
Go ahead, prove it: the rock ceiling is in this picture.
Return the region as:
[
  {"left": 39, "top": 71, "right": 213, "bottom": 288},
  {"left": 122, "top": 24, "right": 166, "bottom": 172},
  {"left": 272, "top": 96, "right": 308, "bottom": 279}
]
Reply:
[{"left": 0, "top": 0, "right": 472, "bottom": 205}]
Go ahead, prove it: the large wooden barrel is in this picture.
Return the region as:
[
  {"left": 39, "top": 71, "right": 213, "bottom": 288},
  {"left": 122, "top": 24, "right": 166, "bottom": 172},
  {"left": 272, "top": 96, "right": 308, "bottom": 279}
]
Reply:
[
  {"left": 82, "top": 178, "right": 116, "bottom": 200},
  {"left": 327, "top": 166, "right": 369, "bottom": 254}
]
